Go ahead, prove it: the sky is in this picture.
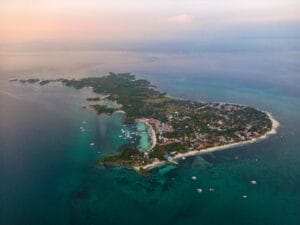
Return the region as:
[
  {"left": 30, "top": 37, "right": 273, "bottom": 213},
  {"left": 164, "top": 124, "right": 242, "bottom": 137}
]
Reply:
[{"left": 0, "top": 0, "right": 299, "bottom": 49}]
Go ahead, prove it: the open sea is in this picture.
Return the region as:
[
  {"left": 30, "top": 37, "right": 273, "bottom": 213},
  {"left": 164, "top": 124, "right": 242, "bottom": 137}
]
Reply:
[{"left": 0, "top": 48, "right": 300, "bottom": 225}]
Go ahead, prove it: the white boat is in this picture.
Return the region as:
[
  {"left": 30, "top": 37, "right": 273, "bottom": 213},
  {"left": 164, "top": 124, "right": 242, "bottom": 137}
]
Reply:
[
  {"left": 197, "top": 188, "right": 203, "bottom": 193},
  {"left": 250, "top": 180, "right": 257, "bottom": 185}
]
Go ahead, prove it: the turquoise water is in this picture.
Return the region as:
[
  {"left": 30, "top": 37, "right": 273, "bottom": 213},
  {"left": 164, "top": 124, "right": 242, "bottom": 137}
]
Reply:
[
  {"left": 136, "top": 121, "right": 152, "bottom": 151},
  {"left": 0, "top": 50, "right": 300, "bottom": 225}
]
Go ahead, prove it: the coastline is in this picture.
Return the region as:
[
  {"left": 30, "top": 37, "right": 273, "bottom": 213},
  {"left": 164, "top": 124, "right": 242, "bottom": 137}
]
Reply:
[
  {"left": 136, "top": 118, "right": 157, "bottom": 150},
  {"left": 139, "top": 112, "right": 279, "bottom": 170}
]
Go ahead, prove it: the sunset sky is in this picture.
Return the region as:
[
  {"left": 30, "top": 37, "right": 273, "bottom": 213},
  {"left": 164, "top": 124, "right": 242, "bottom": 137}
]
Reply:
[{"left": 1, "top": 0, "right": 299, "bottom": 48}]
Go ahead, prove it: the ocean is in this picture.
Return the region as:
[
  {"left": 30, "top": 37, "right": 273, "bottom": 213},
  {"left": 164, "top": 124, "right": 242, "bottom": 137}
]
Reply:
[{"left": 0, "top": 49, "right": 299, "bottom": 225}]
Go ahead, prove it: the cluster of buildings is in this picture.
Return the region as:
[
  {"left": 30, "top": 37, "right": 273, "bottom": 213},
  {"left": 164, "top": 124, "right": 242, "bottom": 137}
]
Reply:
[
  {"left": 146, "top": 118, "right": 174, "bottom": 134},
  {"left": 144, "top": 102, "right": 267, "bottom": 154},
  {"left": 234, "top": 130, "right": 261, "bottom": 141}
]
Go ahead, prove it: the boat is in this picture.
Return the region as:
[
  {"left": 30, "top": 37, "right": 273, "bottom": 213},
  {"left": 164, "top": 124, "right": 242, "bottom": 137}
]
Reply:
[{"left": 250, "top": 180, "right": 257, "bottom": 185}]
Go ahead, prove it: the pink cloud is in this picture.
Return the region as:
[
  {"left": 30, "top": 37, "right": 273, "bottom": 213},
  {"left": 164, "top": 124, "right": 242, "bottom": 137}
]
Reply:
[{"left": 167, "top": 14, "right": 193, "bottom": 23}]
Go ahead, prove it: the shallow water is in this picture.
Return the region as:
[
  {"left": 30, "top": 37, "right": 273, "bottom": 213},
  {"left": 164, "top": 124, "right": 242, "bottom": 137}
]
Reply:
[
  {"left": 136, "top": 121, "right": 152, "bottom": 151},
  {"left": 0, "top": 49, "right": 299, "bottom": 225}
]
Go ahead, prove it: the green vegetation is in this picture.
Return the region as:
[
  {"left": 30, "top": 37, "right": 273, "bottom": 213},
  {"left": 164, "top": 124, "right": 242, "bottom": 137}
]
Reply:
[
  {"left": 90, "top": 105, "right": 116, "bottom": 115},
  {"left": 20, "top": 79, "right": 40, "bottom": 84},
  {"left": 39, "top": 80, "right": 50, "bottom": 86},
  {"left": 101, "top": 146, "right": 148, "bottom": 168},
  {"left": 60, "top": 73, "right": 168, "bottom": 123},
  {"left": 86, "top": 97, "right": 100, "bottom": 101},
  {"left": 19, "top": 73, "right": 274, "bottom": 171}
]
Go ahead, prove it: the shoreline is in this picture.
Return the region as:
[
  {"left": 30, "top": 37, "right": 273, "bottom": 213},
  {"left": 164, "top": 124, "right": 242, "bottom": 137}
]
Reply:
[
  {"left": 136, "top": 118, "right": 157, "bottom": 151},
  {"left": 139, "top": 112, "right": 279, "bottom": 170}
]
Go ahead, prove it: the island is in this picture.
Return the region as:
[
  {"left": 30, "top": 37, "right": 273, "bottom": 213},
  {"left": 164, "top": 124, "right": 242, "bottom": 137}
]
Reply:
[{"left": 17, "top": 73, "right": 279, "bottom": 175}]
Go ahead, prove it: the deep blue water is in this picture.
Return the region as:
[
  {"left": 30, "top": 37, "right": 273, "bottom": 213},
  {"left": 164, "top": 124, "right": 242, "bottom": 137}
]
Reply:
[{"left": 0, "top": 49, "right": 300, "bottom": 225}]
